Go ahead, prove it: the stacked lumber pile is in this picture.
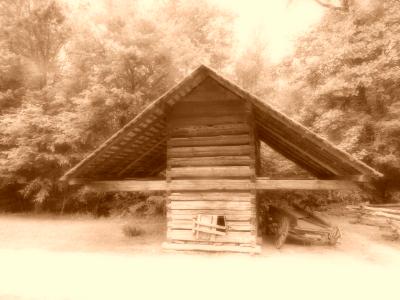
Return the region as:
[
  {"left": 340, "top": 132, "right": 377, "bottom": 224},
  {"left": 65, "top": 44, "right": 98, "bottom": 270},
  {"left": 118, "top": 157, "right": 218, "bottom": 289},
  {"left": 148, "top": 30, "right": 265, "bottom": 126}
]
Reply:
[{"left": 347, "top": 203, "right": 400, "bottom": 241}]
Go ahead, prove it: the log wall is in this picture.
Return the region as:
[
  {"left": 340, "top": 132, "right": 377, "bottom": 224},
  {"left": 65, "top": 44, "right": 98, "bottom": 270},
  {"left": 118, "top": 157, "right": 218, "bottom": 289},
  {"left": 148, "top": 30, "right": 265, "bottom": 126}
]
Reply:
[{"left": 164, "top": 80, "right": 259, "bottom": 253}]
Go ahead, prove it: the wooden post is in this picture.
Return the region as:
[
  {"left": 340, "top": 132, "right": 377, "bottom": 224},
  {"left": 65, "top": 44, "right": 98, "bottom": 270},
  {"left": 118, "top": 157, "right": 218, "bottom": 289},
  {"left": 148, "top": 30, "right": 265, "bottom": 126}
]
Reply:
[{"left": 245, "top": 101, "right": 258, "bottom": 247}]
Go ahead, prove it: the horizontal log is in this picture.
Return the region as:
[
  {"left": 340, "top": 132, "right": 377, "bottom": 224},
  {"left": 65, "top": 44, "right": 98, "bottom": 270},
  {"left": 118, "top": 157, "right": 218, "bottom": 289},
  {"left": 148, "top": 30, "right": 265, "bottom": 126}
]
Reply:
[
  {"left": 162, "top": 242, "right": 261, "bottom": 254},
  {"left": 359, "top": 206, "right": 400, "bottom": 215},
  {"left": 362, "top": 211, "right": 400, "bottom": 221},
  {"left": 169, "top": 156, "right": 252, "bottom": 167},
  {"left": 168, "top": 201, "right": 253, "bottom": 210},
  {"left": 182, "top": 84, "right": 240, "bottom": 102},
  {"left": 181, "top": 78, "right": 241, "bottom": 102},
  {"left": 170, "top": 101, "right": 245, "bottom": 118},
  {"left": 168, "top": 145, "right": 252, "bottom": 158},
  {"left": 168, "top": 220, "right": 253, "bottom": 231},
  {"left": 169, "top": 213, "right": 253, "bottom": 222},
  {"left": 291, "top": 227, "right": 333, "bottom": 235},
  {"left": 82, "top": 179, "right": 166, "bottom": 191},
  {"left": 168, "top": 134, "right": 250, "bottom": 148},
  {"left": 169, "top": 208, "right": 254, "bottom": 216},
  {"left": 76, "top": 179, "right": 360, "bottom": 192},
  {"left": 366, "top": 203, "right": 400, "bottom": 208},
  {"left": 167, "top": 229, "right": 256, "bottom": 244},
  {"left": 168, "top": 166, "right": 253, "bottom": 179},
  {"left": 169, "top": 115, "right": 245, "bottom": 127},
  {"left": 168, "top": 179, "right": 254, "bottom": 191},
  {"left": 169, "top": 192, "right": 254, "bottom": 201},
  {"left": 331, "top": 175, "right": 373, "bottom": 183},
  {"left": 169, "top": 219, "right": 253, "bottom": 226},
  {"left": 255, "top": 178, "right": 359, "bottom": 190},
  {"left": 193, "top": 227, "right": 227, "bottom": 236},
  {"left": 193, "top": 220, "right": 227, "bottom": 230},
  {"left": 169, "top": 123, "right": 249, "bottom": 138}
]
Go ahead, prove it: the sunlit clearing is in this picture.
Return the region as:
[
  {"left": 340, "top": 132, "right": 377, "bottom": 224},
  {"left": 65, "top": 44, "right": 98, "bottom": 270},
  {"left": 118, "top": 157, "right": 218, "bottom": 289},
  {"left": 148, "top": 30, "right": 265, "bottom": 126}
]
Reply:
[
  {"left": 215, "top": 0, "right": 324, "bottom": 62},
  {"left": 65, "top": 0, "right": 324, "bottom": 63}
]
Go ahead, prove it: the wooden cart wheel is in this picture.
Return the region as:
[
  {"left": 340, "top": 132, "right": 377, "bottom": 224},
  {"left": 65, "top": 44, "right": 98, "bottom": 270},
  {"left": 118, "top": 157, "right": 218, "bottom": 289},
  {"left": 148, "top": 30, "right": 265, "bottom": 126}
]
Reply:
[{"left": 275, "top": 215, "right": 290, "bottom": 249}]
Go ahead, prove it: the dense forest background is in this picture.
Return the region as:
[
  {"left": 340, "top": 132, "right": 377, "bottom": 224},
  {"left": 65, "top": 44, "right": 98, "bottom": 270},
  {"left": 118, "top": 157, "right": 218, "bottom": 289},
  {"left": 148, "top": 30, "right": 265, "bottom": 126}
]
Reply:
[{"left": 0, "top": 0, "right": 399, "bottom": 214}]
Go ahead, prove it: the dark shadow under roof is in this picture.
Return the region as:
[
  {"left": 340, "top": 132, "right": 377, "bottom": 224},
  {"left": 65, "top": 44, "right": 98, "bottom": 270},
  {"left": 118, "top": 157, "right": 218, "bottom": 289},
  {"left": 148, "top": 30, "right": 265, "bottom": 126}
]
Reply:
[{"left": 61, "top": 65, "right": 383, "bottom": 182}]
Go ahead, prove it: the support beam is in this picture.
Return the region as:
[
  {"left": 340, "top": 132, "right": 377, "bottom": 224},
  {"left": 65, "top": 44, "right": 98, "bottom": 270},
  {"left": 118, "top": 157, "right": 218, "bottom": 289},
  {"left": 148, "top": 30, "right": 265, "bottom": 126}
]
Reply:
[
  {"left": 83, "top": 179, "right": 167, "bottom": 192},
  {"left": 68, "top": 178, "right": 363, "bottom": 192},
  {"left": 256, "top": 178, "right": 360, "bottom": 190}
]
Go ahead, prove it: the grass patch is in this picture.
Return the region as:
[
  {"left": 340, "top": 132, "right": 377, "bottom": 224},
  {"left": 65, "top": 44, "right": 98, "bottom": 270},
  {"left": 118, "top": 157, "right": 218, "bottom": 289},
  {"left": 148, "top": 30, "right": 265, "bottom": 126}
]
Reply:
[{"left": 122, "top": 224, "right": 145, "bottom": 237}]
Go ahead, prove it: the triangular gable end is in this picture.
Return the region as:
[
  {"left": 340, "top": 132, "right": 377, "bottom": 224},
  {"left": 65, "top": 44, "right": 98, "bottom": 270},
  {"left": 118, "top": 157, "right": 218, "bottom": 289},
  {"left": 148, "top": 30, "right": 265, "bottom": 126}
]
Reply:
[{"left": 61, "top": 65, "right": 383, "bottom": 182}]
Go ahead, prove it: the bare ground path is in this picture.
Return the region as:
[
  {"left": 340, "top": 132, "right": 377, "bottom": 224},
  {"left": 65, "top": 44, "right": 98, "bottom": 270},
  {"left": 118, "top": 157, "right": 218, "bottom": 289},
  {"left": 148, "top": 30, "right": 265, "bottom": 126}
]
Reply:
[{"left": 0, "top": 214, "right": 399, "bottom": 300}]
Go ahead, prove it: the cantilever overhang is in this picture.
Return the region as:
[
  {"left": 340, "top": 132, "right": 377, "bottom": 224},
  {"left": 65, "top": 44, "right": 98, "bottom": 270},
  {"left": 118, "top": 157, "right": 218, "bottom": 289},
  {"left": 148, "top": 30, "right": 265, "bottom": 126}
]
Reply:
[{"left": 61, "top": 65, "right": 382, "bottom": 187}]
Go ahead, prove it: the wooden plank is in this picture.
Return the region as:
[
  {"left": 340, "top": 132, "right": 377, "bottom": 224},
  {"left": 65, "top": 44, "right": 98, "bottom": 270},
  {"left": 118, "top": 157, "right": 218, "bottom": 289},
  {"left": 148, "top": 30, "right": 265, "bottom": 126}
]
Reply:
[
  {"left": 78, "top": 179, "right": 358, "bottom": 191},
  {"left": 357, "top": 206, "right": 400, "bottom": 215},
  {"left": 170, "top": 213, "right": 253, "bottom": 221},
  {"left": 362, "top": 211, "right": 400, "bottom": 221},
  {"left": 169, "top": 166, "right": 253, "bottom": 179},
  {"left": 193, "top": 226, "right": 227, "bottom": 236},
  {"left": 169, "top": 192, "right": 254, "bottom": 201},
  {"left": 181, "top": 77, "right": 242, "bottom": 103},
  {"left": 170, "top": 101, "right": 245, "bottom": 118},
  {"left": 245, "top": 101, "right": 258, "bottom": 241},
  {"left": 170, "top": 123, "right": 249, "bottom": 138},
  {"left": 167, "top": 229, "right": 256, "bottom": 244},
  {"left": 162, "top": 242, "right": 261, "bottom": 254},
  {"left": 168, "top": 145, "right": 252, "bottom": 158},
  {"left": 255, "top": 178, "right": 359, "bottom": 190},
  {"left": 84, "top": 180, "right": 166, "bottom": 191},
  {"left": 170, "top": 209, "right": 254, "bottom": 216},
  {"left": 169, "top": 156, "right": 252, "bottom": 167},
  {"left": 170, "top": 219, "right": 252, "bottom": 226},
  {"left": 193, "top": 220, "right": 227, "bottom": 230},
  {"left": 168, "top": 221, "right": 253, "bottom": 231},
  {"left": 168, "top": 179, "right": 254, "bottom": 191},
  {"left": 168, "top": 134, "right": 250, "bottom": 148},
  {"left": 366, "top": 203, "right": 400, "bottom": 208},
  {"left": 169, "top": 201, "right": 253, "bottom": 210},
  {"left": 169, "top": 115, "right": 245, "bottom": 128}
]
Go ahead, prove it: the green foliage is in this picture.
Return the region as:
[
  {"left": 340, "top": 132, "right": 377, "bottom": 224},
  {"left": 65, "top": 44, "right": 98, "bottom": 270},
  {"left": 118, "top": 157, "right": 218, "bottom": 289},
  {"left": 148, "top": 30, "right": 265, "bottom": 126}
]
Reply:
[
  {"left": 0, "top": 0, "right": 235, "bottom": 212},
  {"left": 277, "top": 0, "right": 400, "bottom": 193},
  {"left": 0, "top": 0, "right": 71, "bottom": 88}
]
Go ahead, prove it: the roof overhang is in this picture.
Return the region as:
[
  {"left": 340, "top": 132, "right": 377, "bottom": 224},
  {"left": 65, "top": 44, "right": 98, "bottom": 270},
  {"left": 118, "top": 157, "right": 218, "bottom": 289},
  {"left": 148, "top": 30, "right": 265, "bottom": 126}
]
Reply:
[{"left": 61, "top": 65, "right": 383, "bottom": 183}]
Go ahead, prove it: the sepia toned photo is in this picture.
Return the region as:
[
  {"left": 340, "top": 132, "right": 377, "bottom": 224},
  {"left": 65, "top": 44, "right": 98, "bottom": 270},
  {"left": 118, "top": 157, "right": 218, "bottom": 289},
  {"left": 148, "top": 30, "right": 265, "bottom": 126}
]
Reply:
[{"left": 0, "top": 0, "right": 399, "bottom": 299}]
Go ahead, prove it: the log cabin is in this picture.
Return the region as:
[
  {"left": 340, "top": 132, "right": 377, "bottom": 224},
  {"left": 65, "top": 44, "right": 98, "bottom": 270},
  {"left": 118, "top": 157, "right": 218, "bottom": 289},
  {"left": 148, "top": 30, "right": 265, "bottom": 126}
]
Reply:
[{"left": 61, "top": 65, "right": 383, "bottom": 254}]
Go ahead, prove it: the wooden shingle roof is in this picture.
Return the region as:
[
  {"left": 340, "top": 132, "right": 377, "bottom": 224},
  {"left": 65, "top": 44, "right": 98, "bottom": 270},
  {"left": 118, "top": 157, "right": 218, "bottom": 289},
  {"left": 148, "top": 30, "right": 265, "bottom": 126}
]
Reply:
[{"left": 61, "top": 65, "right": 383, "bottom": 182}]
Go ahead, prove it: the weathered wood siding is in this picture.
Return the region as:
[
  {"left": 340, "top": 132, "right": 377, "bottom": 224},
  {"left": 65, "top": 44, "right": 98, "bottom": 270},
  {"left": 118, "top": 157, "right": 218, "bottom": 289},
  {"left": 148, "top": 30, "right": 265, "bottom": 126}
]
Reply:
[{"left": 165, "top": 78, "right": 258, "bottom": 250}]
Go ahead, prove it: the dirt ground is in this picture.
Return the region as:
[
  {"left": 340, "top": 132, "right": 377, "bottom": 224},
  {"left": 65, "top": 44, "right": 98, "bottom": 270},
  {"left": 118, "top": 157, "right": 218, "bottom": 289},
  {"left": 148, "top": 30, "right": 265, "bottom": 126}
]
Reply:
[{"left": 0, "top": 213, "right": 399, "bottom": 300}]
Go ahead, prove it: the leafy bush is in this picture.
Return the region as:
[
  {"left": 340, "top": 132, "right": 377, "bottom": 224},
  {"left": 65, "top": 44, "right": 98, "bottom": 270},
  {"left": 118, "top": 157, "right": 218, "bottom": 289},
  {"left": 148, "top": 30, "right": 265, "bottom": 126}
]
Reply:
[{"left": 122, "top": 224, "right": 144, "bottom": 237}]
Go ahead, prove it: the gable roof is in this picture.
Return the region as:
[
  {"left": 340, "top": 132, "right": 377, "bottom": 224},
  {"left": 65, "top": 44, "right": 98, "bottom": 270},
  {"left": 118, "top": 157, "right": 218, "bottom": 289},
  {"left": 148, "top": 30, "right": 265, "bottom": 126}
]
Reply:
[{"left": 61, "top": 65, "right": 383, "bottom": 182}]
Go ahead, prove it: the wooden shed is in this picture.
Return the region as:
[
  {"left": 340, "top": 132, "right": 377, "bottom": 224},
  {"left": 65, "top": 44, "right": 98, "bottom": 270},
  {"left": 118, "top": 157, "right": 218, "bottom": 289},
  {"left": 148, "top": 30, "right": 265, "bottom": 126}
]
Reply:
[{"left": 61, "top": 65, "right": 383, "bottom": 254}]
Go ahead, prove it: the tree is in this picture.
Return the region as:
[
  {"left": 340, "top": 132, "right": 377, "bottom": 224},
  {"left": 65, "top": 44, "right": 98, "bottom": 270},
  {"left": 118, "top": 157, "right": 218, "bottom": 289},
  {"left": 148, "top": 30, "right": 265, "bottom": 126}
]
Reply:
[
  {"left": 0, "top": 0, "right": 238, "bottom": 212},
  {"left": 155, "top": 0, "right": 235, "bottom": 75},
  {"left": 279, "top": 0, "right": 400, "bottom": 200},
  {"left": 1, "top": 0, "right": 70, "bottom": 88}
]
